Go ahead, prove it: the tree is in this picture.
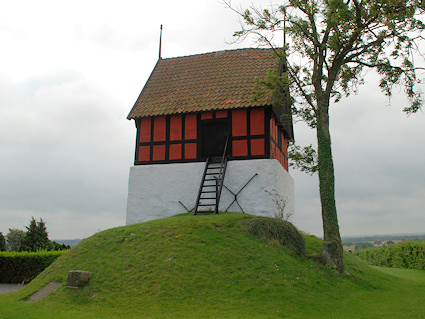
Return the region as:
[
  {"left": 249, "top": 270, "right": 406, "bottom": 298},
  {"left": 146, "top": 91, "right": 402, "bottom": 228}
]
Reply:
[
  {"left": 225, "top": 0, "right": 424, "bottom": 273},
  {"left": 6, "top": 228, "right": 26, "bottom": 251},
  {"left": 19, "top": 217, "right": 52, "bottom": 252},
  {"left": 0, "top": 232, "right": 6, "bottom": 251}
]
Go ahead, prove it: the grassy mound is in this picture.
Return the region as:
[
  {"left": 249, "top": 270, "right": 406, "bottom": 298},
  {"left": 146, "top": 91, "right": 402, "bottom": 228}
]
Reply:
[{"left": 1, "top": 213, "right": 425, "bottom": 318}]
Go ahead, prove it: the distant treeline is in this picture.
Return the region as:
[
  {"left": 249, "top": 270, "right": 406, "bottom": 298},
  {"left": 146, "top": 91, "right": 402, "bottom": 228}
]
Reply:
[
  {"left": 0, "top": 217, "right": 72, "bottom": 252},
  {"left": 343, "top": 234, "right": 425, "bottom": 244},
  {"left": 53, "top": 239, "right": 82, "bottom": 247}
]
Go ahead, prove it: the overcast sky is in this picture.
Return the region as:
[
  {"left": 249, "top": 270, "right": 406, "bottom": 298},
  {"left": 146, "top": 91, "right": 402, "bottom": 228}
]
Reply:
[{"left": 1, "top": 1, "right": 424, "bottom": 240}]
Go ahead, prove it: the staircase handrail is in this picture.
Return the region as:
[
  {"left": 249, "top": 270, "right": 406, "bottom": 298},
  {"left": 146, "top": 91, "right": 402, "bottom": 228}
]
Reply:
[{"left": 215, "top": 134, "right": 230, "bottom": 213}]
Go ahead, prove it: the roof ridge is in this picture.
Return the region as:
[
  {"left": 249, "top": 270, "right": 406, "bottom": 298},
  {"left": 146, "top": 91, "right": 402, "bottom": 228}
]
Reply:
[{"left": 160, "top": 47, "right": 275, "bottom": 60}]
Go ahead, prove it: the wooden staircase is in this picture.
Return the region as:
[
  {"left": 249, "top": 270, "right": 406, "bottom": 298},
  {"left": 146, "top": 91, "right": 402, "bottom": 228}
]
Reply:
[{"left": 194, "top": 138, "right": 229, "bottom": 215}]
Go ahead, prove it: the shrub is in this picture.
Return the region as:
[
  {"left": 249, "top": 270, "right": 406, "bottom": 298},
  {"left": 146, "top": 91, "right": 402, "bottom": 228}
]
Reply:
[
  {"left": 240, "top": 217, "right": 305, "bottom": 255},
  {"left": 0, "top": 232, "right": 6, "bottom": 251},
  {"left": 354, "top": 242, "right": 374, "bottom": 251},
  {"left": 0, "top": 250, "right": 66, "bottom": 283},
  {"left": 355, "top": 240, "right": 425, "bottom": 270}
]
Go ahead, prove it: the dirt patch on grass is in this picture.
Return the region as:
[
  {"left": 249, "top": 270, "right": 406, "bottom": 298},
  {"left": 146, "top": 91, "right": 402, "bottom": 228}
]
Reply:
[{"left": 26, "top": 282, "right": 62, "bottom": 303}]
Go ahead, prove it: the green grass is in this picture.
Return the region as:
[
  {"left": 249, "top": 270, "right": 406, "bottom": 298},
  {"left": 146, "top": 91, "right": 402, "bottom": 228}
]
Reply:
[{"left": 1, "top": 213, "right": 425, "bottom": 318}]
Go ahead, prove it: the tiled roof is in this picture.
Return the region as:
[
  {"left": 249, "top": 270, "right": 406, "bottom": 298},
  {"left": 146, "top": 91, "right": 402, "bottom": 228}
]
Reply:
[{"left": 127, "top": 48, "right": 279, "bottom": 119}]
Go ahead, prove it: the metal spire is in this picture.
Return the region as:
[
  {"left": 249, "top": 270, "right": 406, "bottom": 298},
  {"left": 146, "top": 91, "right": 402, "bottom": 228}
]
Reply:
[{"left": 159, "top": 24, "right": 163, "bottom": 59}]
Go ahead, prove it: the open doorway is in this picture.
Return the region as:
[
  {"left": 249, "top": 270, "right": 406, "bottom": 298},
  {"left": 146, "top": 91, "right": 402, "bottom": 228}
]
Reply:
[{"left": 201, "top": 119, "right": 229, "bottom": 158}]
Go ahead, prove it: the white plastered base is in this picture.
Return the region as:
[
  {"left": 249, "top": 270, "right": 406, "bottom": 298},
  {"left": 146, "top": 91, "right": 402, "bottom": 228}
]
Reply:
[{"left": 126, "top": 159, "right": 294, "bottom": 225}]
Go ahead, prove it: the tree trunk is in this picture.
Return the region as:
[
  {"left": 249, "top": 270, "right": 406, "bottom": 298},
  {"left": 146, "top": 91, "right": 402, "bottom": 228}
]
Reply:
[{"left": 316, "top": 103, "right": 347, "bottom": 274}]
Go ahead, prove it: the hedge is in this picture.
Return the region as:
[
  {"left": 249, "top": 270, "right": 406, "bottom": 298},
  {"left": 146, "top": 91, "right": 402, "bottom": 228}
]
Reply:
[
  {"left": 0, "top": 250, "right": 66, "bottom": 283},
  {"left": 355, "top": 240, "right": 425, "bottom": 270}
]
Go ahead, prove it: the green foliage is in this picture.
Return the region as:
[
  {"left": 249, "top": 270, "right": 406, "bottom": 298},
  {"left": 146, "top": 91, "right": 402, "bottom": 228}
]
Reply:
[
  {"left": 288, "top": 143, "right": 318, "bottom": 175},
  {"left": 240, "top": 216, "right": 306, "bottom": 255},
  {"left": 0, "top": 250, "right": 65, "bottom": 283},
  {"left": 253, "top": 66, "right": 294, "bottom": 109},
  {"left": 264, "top": 188, "right": 293, "bottom": 221},
  {"left": 0, "top": 232, "right": 6, "bottom": 252},
  {"left": 52, "top": 241, "right": 71, "bottom": 251},
  {"left": 6, "top": 229, "right": 25, "bottom": 252},
  {"left": 19, "top": 217, "right": 52, "bottom": 252},
  {"left": 354, "top": 242, "right": 374, "bottom": 251},
  {"left": 5, "top": 220, "right": 69, "bottom": 253},
  {"left": 355, "top": 240, "right": 425, "bottom": 270}
]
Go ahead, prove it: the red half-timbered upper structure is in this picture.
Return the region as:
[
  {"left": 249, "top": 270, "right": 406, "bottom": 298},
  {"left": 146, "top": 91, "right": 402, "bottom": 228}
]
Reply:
[{"left": 127, "top": 48, "right": 293, "bottom": 171}]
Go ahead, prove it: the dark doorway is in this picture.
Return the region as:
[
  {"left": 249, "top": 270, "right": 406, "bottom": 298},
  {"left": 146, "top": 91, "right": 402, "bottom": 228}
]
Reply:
[{"left": 201, "top": 120, "right": 229, "bottom": 158}]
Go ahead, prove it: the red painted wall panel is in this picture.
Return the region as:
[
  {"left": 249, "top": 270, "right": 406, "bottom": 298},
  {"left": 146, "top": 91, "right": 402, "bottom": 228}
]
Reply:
[
  {"left": 268, "top": 115, "right": 289, "bottom": 171},
  {"left": 153, "top": 145, "right": 166, "bottom": 161},
  {"left": 201, "top": 112, "right": 213, "bottom": 120},
  {"left": 170, "top": 115, "right": 182, "bottom": 141},
  {"left": 184, "top": 143, "right": 197, "bottom": 159},
  {"left": 232, "top": 139, "right": 248, "bottom": 157},
  {"left": 169, "top": 144, "right": 182, "bottom": 160},
  {"left": 153, "top": 116, "right": 166, "bottom": 142},
  {"left": 251, "top": 138, "right": 265, "bottom": 156},
  {"left": 273, "top": 119, "right": 277, "bottom": 141},
  {"left": 270, "top": 143, "right": 276, "bottom": 158},
  {"left": 216, "top": 110, "right": 228, "bottom": 118},
  {"left": 139, "top": 118, "right": 151, "bottom": 143},
  {"left": 250, "top": 108, "right": 265, "bottom": 135},
  {"left": 185, "top": 114, "right": 197, "bottom": 140},
  {"left": 138, "top": 146, "right": 150, "bottom": 162},
  {"left": 232, "top": 109, "right": 247, "bottom": 136}
]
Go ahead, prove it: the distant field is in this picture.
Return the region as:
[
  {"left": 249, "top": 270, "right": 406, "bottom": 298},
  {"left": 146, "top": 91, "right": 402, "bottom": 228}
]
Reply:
[{"left": 343, "top": 234, "right": 425, "bottom": 243}]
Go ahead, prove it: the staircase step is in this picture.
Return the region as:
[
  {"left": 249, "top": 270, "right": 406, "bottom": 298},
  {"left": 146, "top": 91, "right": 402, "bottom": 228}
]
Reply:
[{"left": 194, "top": 152, "right": 229, "bottom": 215}]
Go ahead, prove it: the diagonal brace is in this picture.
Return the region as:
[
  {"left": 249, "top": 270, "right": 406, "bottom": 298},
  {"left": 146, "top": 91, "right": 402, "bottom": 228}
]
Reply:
[{"left": 223, "top": 173, "right": 258, "bottom": 214}]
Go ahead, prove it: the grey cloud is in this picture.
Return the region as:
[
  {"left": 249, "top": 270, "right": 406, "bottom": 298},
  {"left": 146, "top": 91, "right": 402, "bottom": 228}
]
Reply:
[{"left": 0, "top": 73, "right": 133, "bottom": 238}]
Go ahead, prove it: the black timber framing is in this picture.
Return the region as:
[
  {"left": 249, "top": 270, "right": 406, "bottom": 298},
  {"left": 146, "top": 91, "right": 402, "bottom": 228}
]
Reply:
[
  {"left": 134, "top": 114, "right": 199, "bottom": 165},
  {"left": 133, "top": 107, "right": 287, "bottom": 165}
]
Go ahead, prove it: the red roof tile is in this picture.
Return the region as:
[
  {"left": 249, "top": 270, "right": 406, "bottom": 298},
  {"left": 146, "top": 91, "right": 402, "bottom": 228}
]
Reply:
[{"left": 127, "top": 48, "right": 279, "bottom": 119}]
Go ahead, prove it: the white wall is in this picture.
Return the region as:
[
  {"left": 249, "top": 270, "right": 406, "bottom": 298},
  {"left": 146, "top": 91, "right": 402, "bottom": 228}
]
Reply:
[{"left": 126, "top": 159, "right": 294, "bottom": 225}]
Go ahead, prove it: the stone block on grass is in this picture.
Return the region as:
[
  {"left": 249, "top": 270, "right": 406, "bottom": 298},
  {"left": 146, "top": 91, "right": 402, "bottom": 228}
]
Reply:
[{"left": 67, "top": 270, "right": 91, "bottom": 288}]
